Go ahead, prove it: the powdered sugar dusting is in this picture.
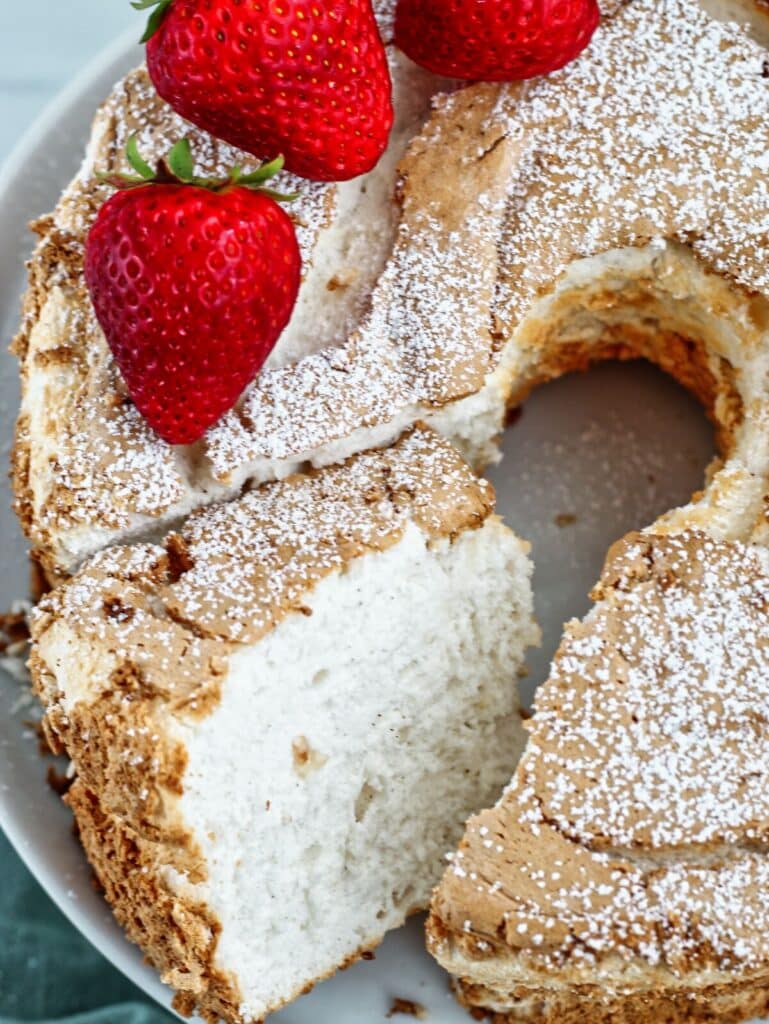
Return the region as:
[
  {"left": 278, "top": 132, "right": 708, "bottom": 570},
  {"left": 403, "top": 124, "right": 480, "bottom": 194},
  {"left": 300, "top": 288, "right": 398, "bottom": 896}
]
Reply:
[
  {"left": 53, "top": 395, "right": 189, "bottom": 528},
  {"left": 34, "top": 427, "right": 492, "bottom": 660},
  {"left": 437, "top": 530, "right": 769, "bottom": 977},
  {"left": 206, "top": 91, "right": 513, "bottom": 473},
  {"left": 530, "top": 532, "right": 769, "bottom": 849},
  {"left": 490, "top": 0, "right": 769, "bottom": 329},
  {"left": 373, "top": 0, "right": 398, "bottom": 42},
  {"left": 207, "top": 0, "right": 769, "bottom": 475},
  {"left": 208, "top": 195, "right": 508, "bottom": 472},
  {"left": 18, "top": 274, "right": 191, "bottom": 544}
]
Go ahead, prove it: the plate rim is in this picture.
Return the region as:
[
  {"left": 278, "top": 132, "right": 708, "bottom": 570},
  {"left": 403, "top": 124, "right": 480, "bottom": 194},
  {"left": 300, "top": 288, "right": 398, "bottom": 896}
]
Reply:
[{"left": 0, "top": 26, "right": 138, "bottom": 203}]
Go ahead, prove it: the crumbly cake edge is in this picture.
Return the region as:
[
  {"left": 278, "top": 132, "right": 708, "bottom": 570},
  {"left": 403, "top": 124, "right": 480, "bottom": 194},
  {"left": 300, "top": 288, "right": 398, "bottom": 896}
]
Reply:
[
  {"left": 448, "top": 966, "right": 769, "bottom": 1024},
  {"left": 69, "top": 779, "right": 401, "bottom": 1024}
]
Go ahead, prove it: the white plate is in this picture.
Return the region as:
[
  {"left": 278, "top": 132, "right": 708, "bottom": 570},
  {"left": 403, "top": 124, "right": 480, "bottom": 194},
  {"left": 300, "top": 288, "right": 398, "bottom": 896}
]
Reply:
[{"left": 0, "top": 30, "right": 744, "bottom": 1024}]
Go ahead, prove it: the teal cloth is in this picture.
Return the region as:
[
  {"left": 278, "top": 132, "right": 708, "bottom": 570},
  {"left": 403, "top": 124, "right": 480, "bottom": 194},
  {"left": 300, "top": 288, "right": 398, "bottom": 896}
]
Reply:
[{"left": 0, "top": 831, "right": 174, "bottom": 1024}]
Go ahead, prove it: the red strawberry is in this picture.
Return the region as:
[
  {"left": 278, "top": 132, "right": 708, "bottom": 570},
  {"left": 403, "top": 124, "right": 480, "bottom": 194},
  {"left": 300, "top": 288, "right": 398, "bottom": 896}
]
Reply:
[
  {"left": 394, "top": 0, "right": 600, "bottom": 81},
  {"left": 85, "top": 139, "right": 301, "bottom": 445},
  {"left": 134, "top": 0, "right": 394, "bottom": 182}
]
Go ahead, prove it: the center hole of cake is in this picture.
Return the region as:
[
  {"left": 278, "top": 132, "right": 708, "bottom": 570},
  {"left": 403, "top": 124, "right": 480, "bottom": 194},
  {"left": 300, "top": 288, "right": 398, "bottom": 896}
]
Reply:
[{"left": 485, "top": 359, "right": 716, "bottom": 710}]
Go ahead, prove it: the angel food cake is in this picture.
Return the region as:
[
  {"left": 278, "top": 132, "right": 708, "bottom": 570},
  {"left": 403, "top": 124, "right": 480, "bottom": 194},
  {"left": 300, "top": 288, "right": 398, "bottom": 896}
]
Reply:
[
  {"left": 15, "top": 0, "right": 769, "bottom": 1022},
  {"left": 31, "top": 427, "right": 537, "bottom": 1021},
  {"left": 428, "top": 531, "right": 769, "bottom": 1023},
  {"left": 12, "top": 0, "right": 769, "bottom": 582}
]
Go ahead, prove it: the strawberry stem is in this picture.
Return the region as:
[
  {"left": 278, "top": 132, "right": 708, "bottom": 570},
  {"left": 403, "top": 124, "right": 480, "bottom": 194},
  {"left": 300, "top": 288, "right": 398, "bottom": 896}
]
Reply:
[
  {"left": 131, "top": 0, "right": 173, "bottom": 44},
  {"left": 99, "top": 138, "right": 297, "bottom": 201}
]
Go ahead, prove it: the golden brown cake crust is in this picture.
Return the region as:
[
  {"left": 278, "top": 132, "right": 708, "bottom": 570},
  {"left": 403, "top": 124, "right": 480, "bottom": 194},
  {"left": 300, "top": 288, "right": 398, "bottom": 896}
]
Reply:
[
  {"left": 429, "top": 530, "right": 769, "bottom": 1021},
  {"left": 453, "top": 973, "right": 769, "bottom": 1024},
  {"left": 31, "top": 424, "right": 493, "bottom": 654},
  {"left": 205, "top": 0, "right": 769, "bottom": 476},
  {"left": 67, "top": 781, "right": 243, "bottom": 1024}
]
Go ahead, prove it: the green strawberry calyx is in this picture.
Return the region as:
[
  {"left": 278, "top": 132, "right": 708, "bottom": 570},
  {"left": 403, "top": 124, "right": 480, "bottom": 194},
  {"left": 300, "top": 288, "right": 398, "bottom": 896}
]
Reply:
[
  {"left": 101, "top": 138, "right": 298, "bottom": 202},
  {"left": 132, "top": 0, "right": 173, "bottom": 45}
]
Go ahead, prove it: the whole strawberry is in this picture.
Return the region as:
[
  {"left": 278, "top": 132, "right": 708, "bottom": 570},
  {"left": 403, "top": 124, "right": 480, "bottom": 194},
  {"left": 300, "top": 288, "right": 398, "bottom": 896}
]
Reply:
[
  {"left": 394, "top": 0, "right": 600, "bottom": 81},
  {"left": 85, "top": 140, "right": 301, "bottom": 445},
  {"left": 133, "top": 0, "right": 394, "bottom": 182}
]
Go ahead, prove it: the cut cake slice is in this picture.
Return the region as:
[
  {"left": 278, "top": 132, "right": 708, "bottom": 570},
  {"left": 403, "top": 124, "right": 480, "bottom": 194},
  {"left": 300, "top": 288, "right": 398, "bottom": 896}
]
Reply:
[{"left": 31, "top": 426, "right": 537, "bottom": 1023}]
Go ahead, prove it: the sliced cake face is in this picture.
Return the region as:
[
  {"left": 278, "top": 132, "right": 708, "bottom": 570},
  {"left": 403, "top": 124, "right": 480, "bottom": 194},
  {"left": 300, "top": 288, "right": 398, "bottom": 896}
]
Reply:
[
  {"left": 17, "top": 0, "right": 769, "bottom": 580},
  {"left": 31, "top": 428, "right": 537, "bottom": 1023},
  {"left": 428, "top": 531, "right": 769, "bottom": 1023}
]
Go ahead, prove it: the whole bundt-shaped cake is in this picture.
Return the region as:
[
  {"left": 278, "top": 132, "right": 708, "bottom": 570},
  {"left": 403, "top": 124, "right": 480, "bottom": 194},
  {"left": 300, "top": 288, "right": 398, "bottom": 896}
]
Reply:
[{"left": 15, "top": 0, "right": 769, "bottom": 1021}]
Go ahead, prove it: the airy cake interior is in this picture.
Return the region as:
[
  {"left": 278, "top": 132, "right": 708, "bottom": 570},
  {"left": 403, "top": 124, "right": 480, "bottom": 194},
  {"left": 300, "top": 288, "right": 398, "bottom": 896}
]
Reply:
[{"left": 170, "top": 519, "right": 534, "bottom": 1020}]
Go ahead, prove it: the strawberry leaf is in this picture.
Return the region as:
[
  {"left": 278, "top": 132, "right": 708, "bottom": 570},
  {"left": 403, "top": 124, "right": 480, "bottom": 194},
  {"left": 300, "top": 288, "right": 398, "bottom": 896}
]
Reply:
[
  {"left": 166, "top": 139, "right": 195, "bottom": 182},
  {"left": 126, "top": 136, "right": 155, "bottom": 180},
  {"left": 131, "top": 0, "right": 173, "bottom": 44},
  {"left": 238, "top": 155, "right": 286, "bottom": 185},
  {"left": 101, "top": 139, "right": 298, "bottom": 205},
  {"left": 258, "top": 187, "right": 300, "bottom": 203}
]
